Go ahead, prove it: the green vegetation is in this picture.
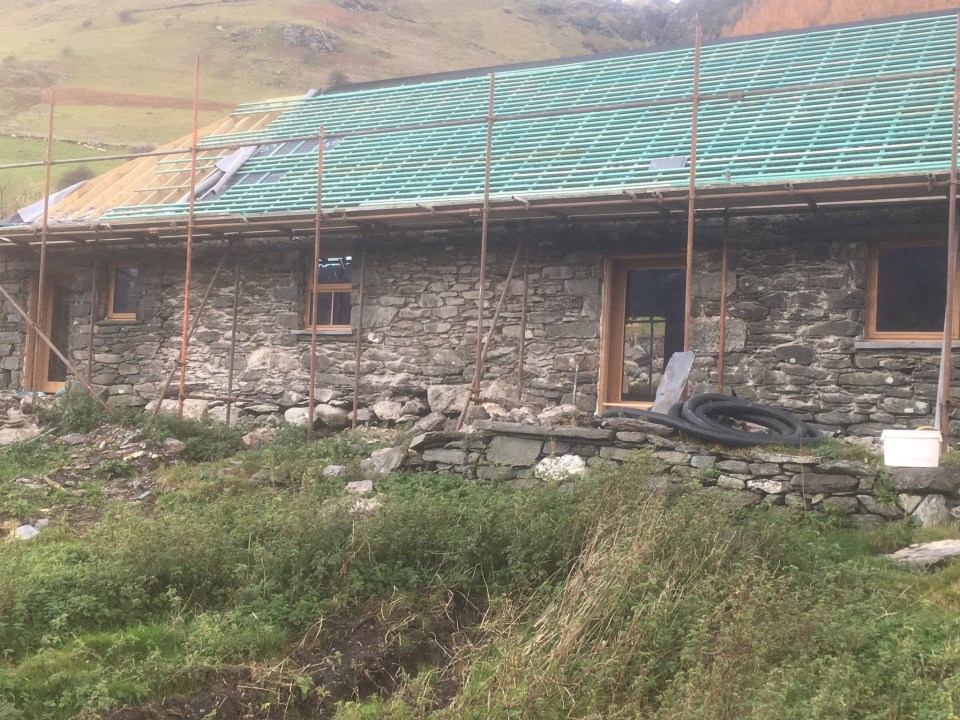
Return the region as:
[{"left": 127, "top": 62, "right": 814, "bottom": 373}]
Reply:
[
  {"left": 0, "top": 136, "right": 125, "bottom": 216},
  {"left": 36, "top": 390, "right": 244, "bottom": 463},
  {"left": 0, "top": 417, "right": 959, "bottom": 719}
]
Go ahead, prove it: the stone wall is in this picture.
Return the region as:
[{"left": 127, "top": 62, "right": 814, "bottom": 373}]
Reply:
[
  {"left": 410, "top": 419, "right": 960, "bottom": 527},
  {"left": 1, "top": 208, "right": 958, "bottom": 437},
  {"left": 684, "top": 210, "right": 960, "bottom": 438}
]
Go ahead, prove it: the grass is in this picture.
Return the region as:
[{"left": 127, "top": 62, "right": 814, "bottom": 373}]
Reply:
[
  {"left": 1, "top": 410, "right": 959, "bottom": 719},
  {"left": 0, "top": 136, "right": 126, "bottom": 215}
]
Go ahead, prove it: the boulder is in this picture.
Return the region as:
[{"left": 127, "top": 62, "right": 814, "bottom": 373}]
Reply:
[
  {"left": 283, "top": 407, "right": 312, "bottom": 426},
  {"left": 315, "top": 403, "right": 350, "bottom": 429},
  {"left": 535, "top": 454, "right": 586, "bottom": 481},
  {"left": 360, "top": 446, "right": 408, "bottom": 482},
  {"left": 323, "top": 464, "right": 347, "bottom": 477},
  {"left": 887, "top": 539, "right": 960, "bottom": 567},
  {"left": 912, "top": 494, "right": 951, "bottom": 528},
  {"left": 162, "top": 438, "right": 187, "bottom": 455},
  {"left": 242, "top": 427, "right": 276, "bottom": 449},
  {"left": 538, "top": 404, "right": 583, "bottom": 426},
  {"left": 372, "top": 400, "right": 404, "bottom": 422},
  {"left": 350, "top": 408, "right": 374, "bottom": 425},
  {"left": 0, "top": 426, "right": 41, "bottom": 446},
  {"left": 427, "top": 384, "right": 471, "bottom": 415},
  {"left": 145, "top": 398, "right": 209, "bottom": 420},
  {"left": 411, "top": 412, "right": 447, "bottom": 435},
  {"left": 12, "top": 525, "right": 39, "bottom": 540},
  {"left": 345, "top": 480, "right": 374, "bottom": 494},
  {"left": 400, "top": 398, "right": 429, "bottom": 416}
]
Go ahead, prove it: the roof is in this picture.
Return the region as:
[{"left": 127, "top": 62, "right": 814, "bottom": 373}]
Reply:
[{"left": 2, "top": 11, "right": 959, "bottom": 242}]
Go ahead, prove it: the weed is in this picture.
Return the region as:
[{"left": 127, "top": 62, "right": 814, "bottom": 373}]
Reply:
[{"left": 36, "top": 389, "right": 108, "bottom": 435}]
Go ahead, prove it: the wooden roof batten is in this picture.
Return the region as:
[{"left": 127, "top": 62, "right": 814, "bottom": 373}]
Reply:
[{"left": 1, "top": 12, "right": 959, "bottom": 249}]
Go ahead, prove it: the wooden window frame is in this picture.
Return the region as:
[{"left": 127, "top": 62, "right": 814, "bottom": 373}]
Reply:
[
  {"left": 865, "top": 239, "right": 959, "bottom": 342},
  {"left": 599, "top": 253, "right": 686, "bottom": 413},
  {"left": 303, "top": 257, "right": 352, "bottom": 332},
  {"left": 107, "top": 264, "right": 138, "bottom": 321}
]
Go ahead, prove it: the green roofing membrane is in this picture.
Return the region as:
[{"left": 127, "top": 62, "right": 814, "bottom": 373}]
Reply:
[{"left": 101, "top": 13, "right": 959, "bottom": 221}]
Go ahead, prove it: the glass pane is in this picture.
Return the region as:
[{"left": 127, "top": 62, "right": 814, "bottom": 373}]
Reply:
[
  {"left": 331, "top": 291, "right": 351, "bottom": 326},
  {"left": 316, "top": 256, "right": 352, "bottom": 284},
  {"left": 314, "top": 292, "right": 333, "bottom": 326},
  {"left": 112, "top": 266, "right": 138, "bottom": 315},
  {"left": 876, "top": 246, "right": 946, "bottom": 333},
  {"left": 620, "top": 268, "right": 685, "bottom": 403}
]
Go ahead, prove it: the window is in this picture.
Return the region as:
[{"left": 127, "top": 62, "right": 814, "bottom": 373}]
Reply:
[
  {"left": 866, "top": 241, "right": 957, "bottom": 340},
  {"left": 107, "top": 265, "right": 138, "bottom": 320},
  {"left": 305, "top": 256, "right": 352, "bottom": 331},
  {"left": 600, "top": 255, "right": 686, "bottom": 410}
]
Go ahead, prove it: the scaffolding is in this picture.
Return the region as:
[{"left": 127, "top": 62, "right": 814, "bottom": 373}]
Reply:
[{"left": 0, "top": 13, "right": 959, "bottom": 446}]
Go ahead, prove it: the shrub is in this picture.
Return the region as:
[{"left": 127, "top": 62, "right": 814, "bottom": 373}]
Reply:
[{"left": 35, "top": 389, "right": 107, "bottom": 434}]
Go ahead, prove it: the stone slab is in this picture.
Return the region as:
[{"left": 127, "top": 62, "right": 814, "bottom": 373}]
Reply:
[
  {"left": 887, "top": 539, "right": 960, "bottom": 567},
  {"left": 473, "top": 420, "right": 614, "bottom": 441},
  {"left": 790, "top": 473, "right": 859, "bottom": 494},
  {"left": 890, "top": 467, "right": 960, "bottom": 494},
  {"left": 486, "top": 435, "right": 543, "bottom": 466}
]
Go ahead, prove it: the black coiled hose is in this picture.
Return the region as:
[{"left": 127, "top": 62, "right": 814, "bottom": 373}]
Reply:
[{"left": 602, "top": 393, "right": 823, "bottom": 447}]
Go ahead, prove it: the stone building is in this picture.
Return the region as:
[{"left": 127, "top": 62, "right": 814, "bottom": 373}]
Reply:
[{"left": 1, "top": 12, "right": 959, "bottom": 437}]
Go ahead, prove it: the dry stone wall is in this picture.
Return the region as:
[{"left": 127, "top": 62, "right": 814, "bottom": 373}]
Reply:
[{"left": 411, "top": 419, "right": 960, "bottom": 527}]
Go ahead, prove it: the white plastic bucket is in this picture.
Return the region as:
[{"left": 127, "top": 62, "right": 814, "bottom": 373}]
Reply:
[{"left": 880, "top": 429, "right": 942, "bottom": 468}]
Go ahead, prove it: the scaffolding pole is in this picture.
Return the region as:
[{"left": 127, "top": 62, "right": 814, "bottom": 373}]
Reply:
[
  {"left": 176, "top": 56, "right": 202, "bottom": 421},
  {"left": 225, "top": 242, "right": 241, "bottom": 426},
  {"left": 517, "top": 238, "right": 530, "bottom": 404},
  {"left": 153, "top": 249, "right": 229, "bottom": 413},
  {"left": 86, "top": 243, "right": 97, "bottom": 386},
  {"left": 29, "top": 91, "right": 56, "bottom": 403},
  {"left": 683, "top": 24, "right": 702, "bottom": 353},
  {"left": 307, "top": 127, "right": 326, "bottom": 438},
  {"left": 717, "top": 211, "right": 730, "bottom": 393},
  {"left": 458, "top": 242, "right": 522, "bottom": 428},
  {"left": 458, "top": 74, "right": 496, "bottom": 430},
  {"left": 351, "top": 243, "right": 367, "bottom": 429},
  {"left": 936, "top": 17, "right": 960, "bottom": 449}
]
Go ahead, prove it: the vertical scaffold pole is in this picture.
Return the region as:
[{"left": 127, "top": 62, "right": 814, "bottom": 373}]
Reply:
[
  {"left": 459, "top": 74, "right": 496, "bottom": 430},
  {"left": 225, "top": 242, "right": 241, "bottom": 426},
  {"left": 517, "top": 238, "right": 530, "bottom": 404},
  {"left": 717, "top": 211, "right": 730, "bottom": 393},
  {"left": 30, "top": 90, "right": 55, "bottom": 404},
  {"left": 308, "top": 128, "right": 326, "bottom": 438},
  {"left": 936, "top": 15, "right": 960, "bottom": 450},
  {"left": 87, "top": 242, "right": 97, "bottom": 386},
  {"left": 351, "top": 243, "right": 367, "bottom": 429},
  {"left": 176, "top": 56, "right": 201, "bottom": 421},
  {"left": 683, "top": 24, "right": 702, "bottom": 353}
]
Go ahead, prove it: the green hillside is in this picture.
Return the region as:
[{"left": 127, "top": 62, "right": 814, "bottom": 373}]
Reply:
[{"left": 0, "top": 0, "right": 715, "bottom": 211}]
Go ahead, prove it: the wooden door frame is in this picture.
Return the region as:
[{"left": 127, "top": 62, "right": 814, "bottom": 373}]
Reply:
[
  {"left": 23, "top": 271, "right": 71, "bottom": 393},
  {"left": 598, "top": 254, "right": 686, "bottom": 413}
]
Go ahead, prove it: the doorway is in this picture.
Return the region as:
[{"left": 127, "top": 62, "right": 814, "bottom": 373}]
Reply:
[
  {"left": 600, "top": 256, "right": 685, "bottom": 411},
  {"left": 24, "top": 272, "right": 72, "bottom": 393}
]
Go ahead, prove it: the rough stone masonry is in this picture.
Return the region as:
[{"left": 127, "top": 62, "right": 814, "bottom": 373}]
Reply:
[{"left": 0, "top": 206, "right": 957, "bottom": 437}]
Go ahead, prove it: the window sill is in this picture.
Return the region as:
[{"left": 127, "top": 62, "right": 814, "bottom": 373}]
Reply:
[
  {"left": 292, "top": 330, "right": 355, "bottom": 342},
  {"left": 855, "top": 340, "right": 960, "bottom": 350},
  {"left": 96, "top": 319, "right": 143, "bottom": 327}
]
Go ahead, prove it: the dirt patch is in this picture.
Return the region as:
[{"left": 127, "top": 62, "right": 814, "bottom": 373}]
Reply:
[{"left": 102, "top": 593, "right": 474, "bottom": 719}]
